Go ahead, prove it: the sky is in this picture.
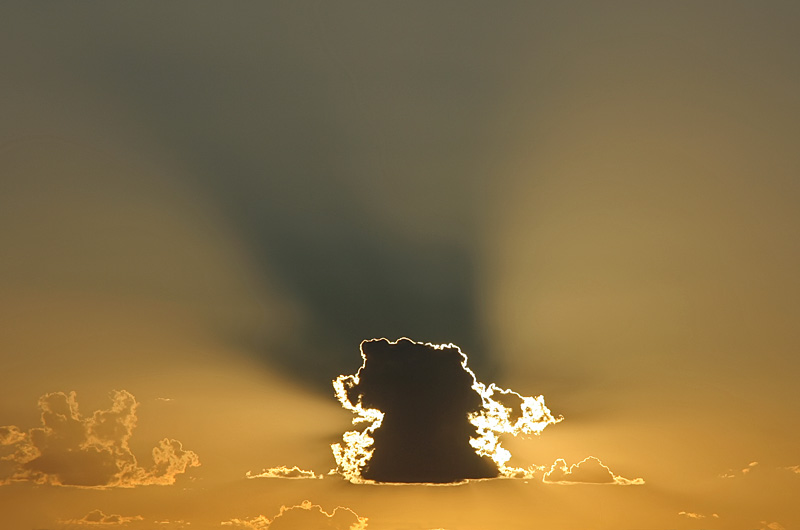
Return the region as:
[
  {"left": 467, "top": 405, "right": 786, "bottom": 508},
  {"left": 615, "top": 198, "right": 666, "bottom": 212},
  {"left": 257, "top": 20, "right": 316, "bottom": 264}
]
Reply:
[{"left": 1, "top": 2, "right": 798, "bottom": 529}]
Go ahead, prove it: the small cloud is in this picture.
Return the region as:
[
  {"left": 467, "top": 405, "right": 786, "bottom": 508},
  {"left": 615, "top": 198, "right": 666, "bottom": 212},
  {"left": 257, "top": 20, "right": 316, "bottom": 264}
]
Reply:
[
  {"left": 742, "top": 461, "right": 759, "bottom": 474},
  {"left": 0, "top": 390, "right": 200, "bottom": 488},
  {"left": 156, "top": 398, "right": 174, "bottom": 403},
  {"left": 61, "top": 509, "right": 144, "bottom": 525},
  {"left": 154, "top": 520, "right": 191, "bottom": 528},
  {"left": 221, "top": 516, "right": 270, "bottom": 530},
  {"left": 784, "top": 465, "right": 800, "bottom": 474},
  {"left": 222, "top": 500, "right": 367, "bottom": 530},
  {"left": 678, "top": 511, "right": 719, "bottom": 519},
  {"left": 760, "top": 522, "right": 785, "bottom": 530},
  {"left": 542, "top": 456, "right": 644, "bottom": 485},
  {"left": 331, "top": 338, "right": 561, "bottom": 484},
  {"left": 246, "top": 466, "right": 322, "bottom": 480},
  {"left": 720, "top": 460, "right": 759, "bottom": 479}
]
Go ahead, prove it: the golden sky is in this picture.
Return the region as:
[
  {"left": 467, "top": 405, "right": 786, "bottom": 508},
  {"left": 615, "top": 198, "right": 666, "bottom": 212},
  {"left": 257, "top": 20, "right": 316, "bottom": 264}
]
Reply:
[{"left": 1, "top": 2, "right": 798, "bottom": 529}]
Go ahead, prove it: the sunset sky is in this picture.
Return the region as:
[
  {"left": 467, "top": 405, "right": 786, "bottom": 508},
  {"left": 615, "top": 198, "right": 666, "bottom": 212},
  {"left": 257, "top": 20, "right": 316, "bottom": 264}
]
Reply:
[{"left": 1, "top": 2, "right": 799, "bottom": 529}]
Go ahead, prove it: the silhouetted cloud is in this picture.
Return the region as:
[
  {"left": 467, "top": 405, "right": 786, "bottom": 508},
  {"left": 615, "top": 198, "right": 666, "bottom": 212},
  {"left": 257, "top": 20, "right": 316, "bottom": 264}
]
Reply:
[
  {"left": 222, "top": 500, "right": 367, "bottom": 530},
  {"left": 542, "top": 456, "right": 644, "bottom": 485},
  {"left": 0, "top": 390, "right": 199, "bottom": 488},
  {"left": 246, "top": 466, "right": 322, "bottom": 480},
  {"left": 60, "top": 509, "right": 144, "bottom": 525},
  {"left": 332, "top": 338, "right": 560, "bottom": 483}
]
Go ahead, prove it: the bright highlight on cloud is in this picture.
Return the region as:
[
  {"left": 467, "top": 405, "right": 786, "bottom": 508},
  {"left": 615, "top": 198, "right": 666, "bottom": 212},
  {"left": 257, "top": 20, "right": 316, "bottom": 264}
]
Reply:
[
  {"left": 331, "top": 338, "right": 561, "bottom": 483},
  {"left": 721, "top": 461, "right": 759, "bottom": 479},
  {"left": 0, "top": 390, "right": 199, "bottom": 488},
  {"left": 222, "top": 500, "right": 367, "bottom": 530},
  {"left": 61, "top": 509, "right": 144, "bottom": 525},
  {"left": 678, "top": 511, "right": 719, "bottom": 519},
  {"left": 246, "top": 466, "right": 322, "bottom": 480},
  {"left": 542, "top": 456, "right": 644, "bottom": 485}
]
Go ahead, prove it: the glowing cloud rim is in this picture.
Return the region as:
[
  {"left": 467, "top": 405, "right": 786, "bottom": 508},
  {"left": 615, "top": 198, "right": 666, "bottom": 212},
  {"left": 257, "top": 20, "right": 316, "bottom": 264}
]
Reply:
[
  {"left": 0, "top": 390, "right": 199, "bottom": 488},
  {"left": 245, "top": 466, "right": 322, "bottom": 480},
  {"left": 542, "top": 456, "right": 644, "bottom": 485},
  {"left": 222, "top": 500, "right": 367, "bottom": 530},
  {"left": 60, "top": 509, "right": 144, "bottom": 525},
  {"left": 330, "top": 338, "right": 563, "bottom": 484}
]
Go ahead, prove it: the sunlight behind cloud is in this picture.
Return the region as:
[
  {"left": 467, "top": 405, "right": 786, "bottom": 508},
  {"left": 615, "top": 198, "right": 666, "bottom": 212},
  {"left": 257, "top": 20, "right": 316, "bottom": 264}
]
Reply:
[{"left": 331, "top": 338, "right": 560, "bottom": 483}]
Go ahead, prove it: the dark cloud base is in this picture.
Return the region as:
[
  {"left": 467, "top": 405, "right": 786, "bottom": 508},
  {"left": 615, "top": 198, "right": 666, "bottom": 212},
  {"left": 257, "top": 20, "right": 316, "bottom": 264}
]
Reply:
[{"left": 339, "top": 339, "right": 499, "bottom": 483}]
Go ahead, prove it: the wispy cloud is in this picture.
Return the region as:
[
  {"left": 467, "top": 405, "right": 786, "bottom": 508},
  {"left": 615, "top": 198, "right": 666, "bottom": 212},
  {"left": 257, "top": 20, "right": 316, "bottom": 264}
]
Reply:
[
  {"left": 542, "top": 456, "right": 644, "bottom": 485},
  {"left": 222, "top": 500, "right": 367, "bottom": 530},
  {"left": 0, "top": 390, "right": 199, "bottom": 488},
  {"left": 153, "top": 520, "right": 192, "bottom": 528},
  {"left": 720, "top": 461, "right": 758, "bottom": 479},
  {"left": 678, "top": 511, "right": 719, "bottom": 519},
  {"left": 61, "top": 509, "right": 144, "bottom": 525},
  {"left": 245, "top": 466, "right": 322, "bottom": 480}
]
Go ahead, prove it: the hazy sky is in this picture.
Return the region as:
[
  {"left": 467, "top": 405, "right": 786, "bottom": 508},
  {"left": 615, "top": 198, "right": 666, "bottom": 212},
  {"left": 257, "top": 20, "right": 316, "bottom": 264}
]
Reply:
[{"left": 1, "top": 2, "right": 799, "bottom": 529}]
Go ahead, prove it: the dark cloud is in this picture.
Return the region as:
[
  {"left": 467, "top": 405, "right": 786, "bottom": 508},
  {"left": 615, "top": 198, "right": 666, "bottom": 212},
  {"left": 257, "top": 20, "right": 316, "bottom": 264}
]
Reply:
[
  {"left": 332, "top": 338, "right": 559, "bottom": 484},
  {"left": 0, "top": 390, "right": 199, "bottom": 488}
]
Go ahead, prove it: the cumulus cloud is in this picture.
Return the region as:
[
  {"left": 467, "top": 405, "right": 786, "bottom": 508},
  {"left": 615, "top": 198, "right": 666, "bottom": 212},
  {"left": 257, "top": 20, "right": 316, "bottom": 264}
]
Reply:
[
  {"left": 222, "top": 500, "right": 367, "bottom": 530},
  {"left": 0, "top": 390, "right": 199, "bottom": 488},
  {"left": 61, "top": 509, "right": 144, "bottom": 525},
  {"left": 331, "top": 338, "right": 560, "bottom": 484},
  {"left": 246, "top": 466, "right": 322, "bottom": 480},
  {"left": 542, "top": 456, "right": 644, "bottom": 485},
  {"left": 678, "top": 511, "right": 719, "bottom": 519}
]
